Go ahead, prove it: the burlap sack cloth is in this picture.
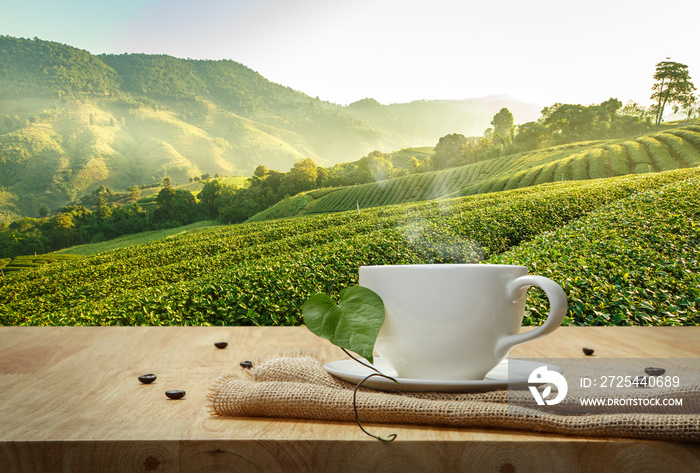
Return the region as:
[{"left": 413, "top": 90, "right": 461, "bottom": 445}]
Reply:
[{"left": 208, "top": 353, "right": 700, "bottom": 442}]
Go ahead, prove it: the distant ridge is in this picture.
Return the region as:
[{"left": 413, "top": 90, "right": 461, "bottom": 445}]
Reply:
[{"left": 0, "top": 35, "right": 538, "bottom": 222}]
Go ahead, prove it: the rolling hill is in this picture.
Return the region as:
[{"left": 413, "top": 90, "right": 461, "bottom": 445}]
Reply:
[
  {"left": 250, "top": 125, "right": 700, "bottom": 220},
  {"left": 0, "top": 35, "right": 539, "bottom": 222}
]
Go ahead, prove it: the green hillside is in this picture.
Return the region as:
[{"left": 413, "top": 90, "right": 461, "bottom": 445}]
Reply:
[
  {"left": 1, "top": 167, "right": 698, "bottom": 326},
  {"left": 0, "top": 36, "right": 535, "bottom": 223},
  {"left": 387, "top": 147, "right": 433, "bottom": 168},
  {"left": 257, "top": 125, "right": 700, "bottom": 219},
  {"left": 0, "top": 37, "right": 120, "bottom": 98},
  {"left": 51, "top": 220, "right": 219, "bottom": 256}
]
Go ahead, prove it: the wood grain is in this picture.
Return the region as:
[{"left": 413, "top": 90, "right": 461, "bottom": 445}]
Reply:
[{"left": 1, "top": 326, "right": 699, "bottom": 472}]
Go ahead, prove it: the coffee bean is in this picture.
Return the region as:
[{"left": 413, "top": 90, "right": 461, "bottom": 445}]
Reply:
[
  {"left": 138, "top": 374, "right": 157, "bottom": 384},
  {"left": 240, "top": 361, "right": 253, "bottom": 369},
  {"left": 165, "top": 390, "right": 186, "bottom": 399},
  {"left": 645, "top": 367, "right": 665, "bottom": 377},
  {"left": 633, "top": 376, "right": 648, "bottom": 388},
  {"left": 582, "top": 347, "right": 595, "bottom": 356},
  {"left": 214, "top": 342, "right": 228, "bottom": 349}
]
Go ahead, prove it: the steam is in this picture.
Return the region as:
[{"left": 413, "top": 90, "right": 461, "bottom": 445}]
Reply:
[{"left": 400, "top": 199, "right": 486, "bottom": 264}]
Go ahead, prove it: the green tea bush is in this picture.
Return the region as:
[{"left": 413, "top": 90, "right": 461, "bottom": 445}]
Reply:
[
  {"left": 637, "top": 136, "right": 675, "bottom": 171},
  {"left": 517, "top": 166, "right": 541, "bottom": 188},
  {"left": 3, "top": 167, "right": 700, "bottom": 326},
  {"left": 622, "top": 140, "right": 652, "bottom": 169},
  {"left": 534, "top": 162, "right": 557, "bottom": 185},
  {"left": 492, "top": 176, "right": 700, "bottom": 326},
  {"left": 0, "top": 254, "right": 81, "bottom": 273},
  {"left": 654, "top": 133, "right": 700, "bottom": 167},
  {"left": 606, "top": 144, "right": 630, "bottom": 176},
  {"left": 572, "top": 153, "right": 589, "bottom": 180},
  {"left": 586, "top": 148, "right": 606, "bottom": 179},
  {"left": 671, "top": 129, "right": 700, "bottom": 149}
]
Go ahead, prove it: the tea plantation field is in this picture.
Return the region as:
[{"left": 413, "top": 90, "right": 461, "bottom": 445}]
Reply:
[
  {"left": 494, "top": 174, "right": 700, "bottom": 325},
  {"left": 1, "top": 166, "right": 699, "bottom": 326},
  {"left": 0, "top": 254, "right": 80, "bottom": 274},
  {"left": 277, "top": 125, "right": 700, "bottom": 218}
]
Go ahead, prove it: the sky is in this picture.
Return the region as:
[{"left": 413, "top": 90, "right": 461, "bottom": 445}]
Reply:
[{"left": 2, "top": 0, "right": 699, "bottom": 109}]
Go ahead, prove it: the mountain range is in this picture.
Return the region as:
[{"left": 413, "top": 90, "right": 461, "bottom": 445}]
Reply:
[{"left": 0, "top": 35, "right": 539, "bottom": 222}]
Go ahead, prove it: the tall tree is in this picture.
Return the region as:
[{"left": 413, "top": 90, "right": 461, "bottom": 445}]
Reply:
[
  {"left": 197, "top": 179, "right": 227, "bottom": 219},
  {"left": 490, "top": 108, "right": 514, "bottom": 145},
  {"left": 154, "top": 187, "right": 197, "bottom": 225},
  {"left": 513, "top": 121, "right": 548, "bottom": 151},
  {"left": 680, "top": 94, "right": 698, "bottom": 122},
  {"left": 431, "top": 133, "right": 468, "bottom": 170},
  {"left": 650, "top": 60, "right": 697, "bottom": 128},
  {"left": 357, "top": 151, "right": 394, "bottom": 182},
  {"left": 253, "top": 165, "right": 269, "bottom": 178},
  {"left": 128, "top": 186, "right": 141, "bottom": 203},
  {"left": 279, "top": 158, "right": 318, "bottom": 196},
  {"left": 461, "top": 137, "right": 493, "bottom": 164}
]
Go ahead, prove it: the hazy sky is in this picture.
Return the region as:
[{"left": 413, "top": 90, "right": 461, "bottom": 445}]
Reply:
[{"left": 2, "top": 0, "right": 699, "bottom": 108}]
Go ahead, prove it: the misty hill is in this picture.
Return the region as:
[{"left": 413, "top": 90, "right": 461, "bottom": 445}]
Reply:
[
  {"left": 346, "top": 95, "right": 540, "bottom": 143},
  {"left": 0, "top": 36, "right": 538, "bottom": 222}
]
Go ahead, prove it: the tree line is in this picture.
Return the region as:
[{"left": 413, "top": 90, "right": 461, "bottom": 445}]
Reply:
[
  {"left": 428, "top": 98, "right": 649, "bottom": 170},
  {"left": 0, "top": 35, "right": 120, "bottom": 99},
  {"left": 429, "top": 60, "right": 697, "bottom": 171},
  {"left": 0, "top": 150, "right": 422, "bottom": 257}
]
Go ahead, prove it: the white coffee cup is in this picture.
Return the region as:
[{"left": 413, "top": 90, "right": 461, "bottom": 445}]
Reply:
[{"left": 359, "top": 264, "right": 568, "bottom": 380}]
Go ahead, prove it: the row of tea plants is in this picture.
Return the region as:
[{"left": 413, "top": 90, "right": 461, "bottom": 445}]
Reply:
[
  {"left": 304, "top": 125, "right": 700, "bottom": 214},
  {"left": 493, "top": 176, "right": 700, "bottom": 326},
  {"left": 2, "top": 167, "right": 699, "bottom": 326}
]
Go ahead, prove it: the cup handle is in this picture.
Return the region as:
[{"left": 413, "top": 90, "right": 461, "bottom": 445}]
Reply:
[{"left": 494, "top": 275, "right": 568, "bottom": 359}]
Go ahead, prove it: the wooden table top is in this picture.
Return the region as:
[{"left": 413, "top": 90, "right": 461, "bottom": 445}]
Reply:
[{"left": 1, "top": 326, "right": 700, "bottom": 472}]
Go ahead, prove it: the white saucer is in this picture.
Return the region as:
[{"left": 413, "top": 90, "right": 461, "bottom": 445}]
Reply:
[{"left": 324, "top": 358, "right": 563, "bottom": 392}]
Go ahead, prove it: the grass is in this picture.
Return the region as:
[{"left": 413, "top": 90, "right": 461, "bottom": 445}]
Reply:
[
  {"left": 247, "top": 193, "right": 314, "bottom": 222},
  {"left": 218, "top": 176, "right": 249, "bottom": 188},
  {"left": 54, "top": 220, "right": 219, "bottom": 256}
]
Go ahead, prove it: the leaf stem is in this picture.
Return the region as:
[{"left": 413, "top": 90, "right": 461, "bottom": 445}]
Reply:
[
  {"left": 341, "top": 347, "right": 382, "bottom": 375},
  {"left": 326, "top": 278, "right": 339, "bottom": 296},
  {"left": 353, "top": 372, "right": 399, "bottom": 442}
]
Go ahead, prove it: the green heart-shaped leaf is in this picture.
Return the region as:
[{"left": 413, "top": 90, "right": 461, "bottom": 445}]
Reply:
[{"left": 302, "top": 286, "right": 385, "bottom": 364}]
